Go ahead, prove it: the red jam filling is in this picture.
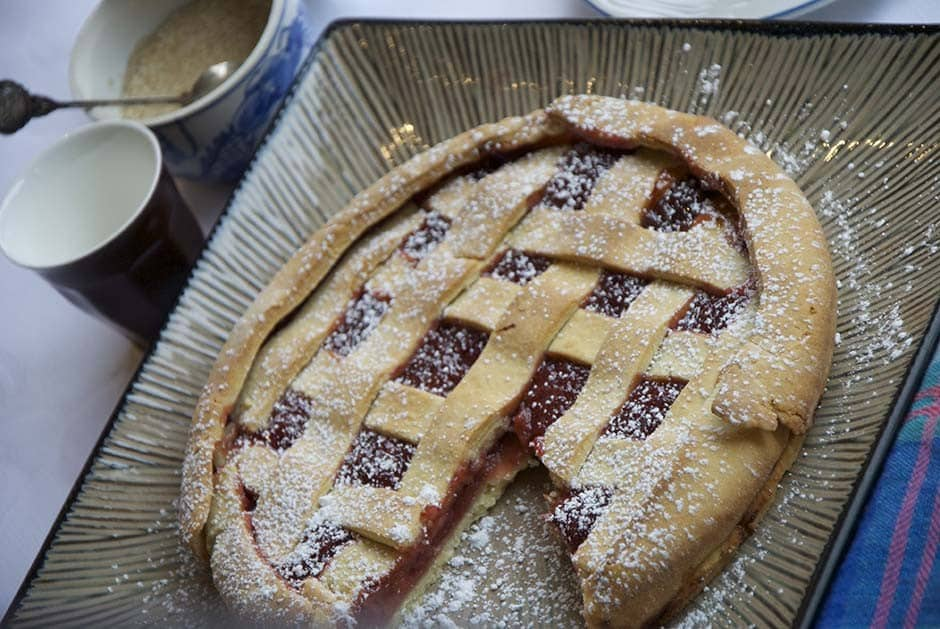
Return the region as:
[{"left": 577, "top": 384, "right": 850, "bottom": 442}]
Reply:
[
  {"left": 400, "top": 211, "right": 451, "bottom": 263},
  {"left": 466, "top": 158, "right": 503, "bottom": 182},
  {"left": 512, "top": 357, "right": 591, "bottom": 452},
  {"left": 336, "top": 429, "right": 416, "bottom": 490},
  {"left": 233, "top": 389, "right": 313, "bottom": 452},
  {"left": 462, "top": 149, "right": 523, "bottom": 182},
  {"left": 582, "top": 270, "right": 649, "bottom": 318},
  {"left": 354, "top": 431, "right": 528, "bottom": 625},
  {"left": 543, "top": 145, "right": 622, "bottom": 211},
  {"left": 275, "top": 522, "right": 354, "bottom": 587},
  {"left": 604, "top": 376, "right": 687, "bottom": 441},
  {"left": 324, "top": 290, "right": 391, "bottom": 357},
  {"left": 242, "top": 486, "right": 259, "bottom": 513},
  {"left": 642, "top": 173, "right": 749, "bottom": 252},
  {"left": 485, "top": 248, "right": 552, "bottom": 285},
  {"left": 412, "top": 149, "right": 520, "bottom": 207},
  {"left": 549, "top": 486, "right": 613, "bottom": 553},
  {"left": 642, "top": 176, "right": 722, "bottom": 232},
  {"left": 394, "top": 321, "right": 489, "bottom": 396},
  {"left": 673, "top": 281, "right": 755, "bottom": 335},
  {"left": 242, "top": 483, "right": 352, "bottom": 590}
]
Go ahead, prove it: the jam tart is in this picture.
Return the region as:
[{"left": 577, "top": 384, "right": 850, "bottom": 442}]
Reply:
[{"left": 181, "top": 95, "right": 836, "bottom": 627}]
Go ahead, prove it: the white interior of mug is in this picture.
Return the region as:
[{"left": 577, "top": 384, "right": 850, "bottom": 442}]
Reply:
[{"left": 0, "top": 120, "right": 161, "bottom": 269}]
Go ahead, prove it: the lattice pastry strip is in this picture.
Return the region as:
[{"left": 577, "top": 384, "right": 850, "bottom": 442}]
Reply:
[
  {"left": 443, "top": 275, "right": 522, "bottom": 331},
  {"left": 362, "top": 380, "right": 444, "bottom": 444},
  {"left": 509, "top": 207, "right": 748, "bottom": 292},
  {"left": 320, "top": 485, "right": 422, "bottom": 550},
  {"left": 450, "top": 147, "right": 565, "bottom": 259},
  {"left": 423, "top": 172, "right": 480, "bottom": 220},
  {"left": 236, "top": 444, "right": 278, "bottom": 495},
  {"left": 548, "top": 308, "right": 615, "bottom": 366},
  {"left": 645, "top": 329, "right": 711, "bottom": 381},
  {"left": 583, "top": 148, "right": 676, "bottom": 222},
  {"left": 319, "top": 538, "right": 398, "bottom": 605},
  {"left": 363, "top": 250, "right": 416, "bottom": 297},
  {"left": 541, "top": 282, "right": 695, "bottom": 483},
  {"left": 205, "top": 446, "right": 261, "bottom": 552}
]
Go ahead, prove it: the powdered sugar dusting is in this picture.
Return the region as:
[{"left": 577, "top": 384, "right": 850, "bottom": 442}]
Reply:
[
  {"left": 817, "top": 190, "right": 915, "bottom": 370},
  {"left": 401, "top": 469, "right": 582, "bottom": 627},
  {"left": 695, "top": 63, "right": 721, "bottom": 109}
]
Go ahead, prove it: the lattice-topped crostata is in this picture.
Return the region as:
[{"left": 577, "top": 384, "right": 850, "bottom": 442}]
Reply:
[{"left": 181, "top": 95, "right": 836, "bottom": 627}]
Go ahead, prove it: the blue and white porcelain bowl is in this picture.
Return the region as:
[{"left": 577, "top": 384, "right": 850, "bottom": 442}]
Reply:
[{"left": 69, "top": 0, "right": 314, "bottom": 182}]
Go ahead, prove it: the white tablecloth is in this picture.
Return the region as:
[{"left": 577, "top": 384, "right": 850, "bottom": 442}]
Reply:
[{"left": 0, "top": 0, "right": 936, "bottom": 613}]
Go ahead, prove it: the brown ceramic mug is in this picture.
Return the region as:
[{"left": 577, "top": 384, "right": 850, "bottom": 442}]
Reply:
[{"left": 0, "top": 120, "right": 203, "bottom": 345}]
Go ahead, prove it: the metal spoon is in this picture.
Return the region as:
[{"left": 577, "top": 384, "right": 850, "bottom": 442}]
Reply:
[{"left": 0, "top": 60, "right": 235, "bottom": 135}]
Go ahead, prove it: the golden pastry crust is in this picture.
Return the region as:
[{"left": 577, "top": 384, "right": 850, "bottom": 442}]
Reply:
[{"left": 180, "top": 96, "right": 835, "bottom": 627}]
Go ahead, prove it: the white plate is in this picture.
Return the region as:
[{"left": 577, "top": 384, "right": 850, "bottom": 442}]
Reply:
[{"left": 585, "top": 0, "right": 837, "bottom": 19}]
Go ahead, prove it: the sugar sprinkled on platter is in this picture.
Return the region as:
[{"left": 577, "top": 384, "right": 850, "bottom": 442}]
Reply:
[{"left": 401, "top": 468, "right": 582, "bottom": 627}]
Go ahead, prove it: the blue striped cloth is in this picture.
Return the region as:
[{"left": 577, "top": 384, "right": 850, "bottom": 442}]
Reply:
[{"left": 817, "top": 346, "right": 940, "bottom": 628}]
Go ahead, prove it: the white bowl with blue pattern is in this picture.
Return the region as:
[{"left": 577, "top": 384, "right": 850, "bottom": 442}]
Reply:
[{"left": 70, "top": 0, "right": 315, "bottom": 182}]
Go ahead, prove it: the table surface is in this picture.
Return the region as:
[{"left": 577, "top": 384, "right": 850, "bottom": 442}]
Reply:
[{"left": 1, "top": 0, "right": 937, "bottom": 616}]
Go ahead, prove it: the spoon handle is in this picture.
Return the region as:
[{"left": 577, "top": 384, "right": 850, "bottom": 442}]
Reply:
[
  {"left": 58, "top": 95, "right": 185, "bottom": 108},
  {"left": 2, "top": 79, "right": 191, "bottom": 135}
]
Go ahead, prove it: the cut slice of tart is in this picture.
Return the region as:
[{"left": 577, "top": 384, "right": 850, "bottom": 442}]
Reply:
[{"left": 181, "top": 95, "right": 835, "bottom": 627}]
